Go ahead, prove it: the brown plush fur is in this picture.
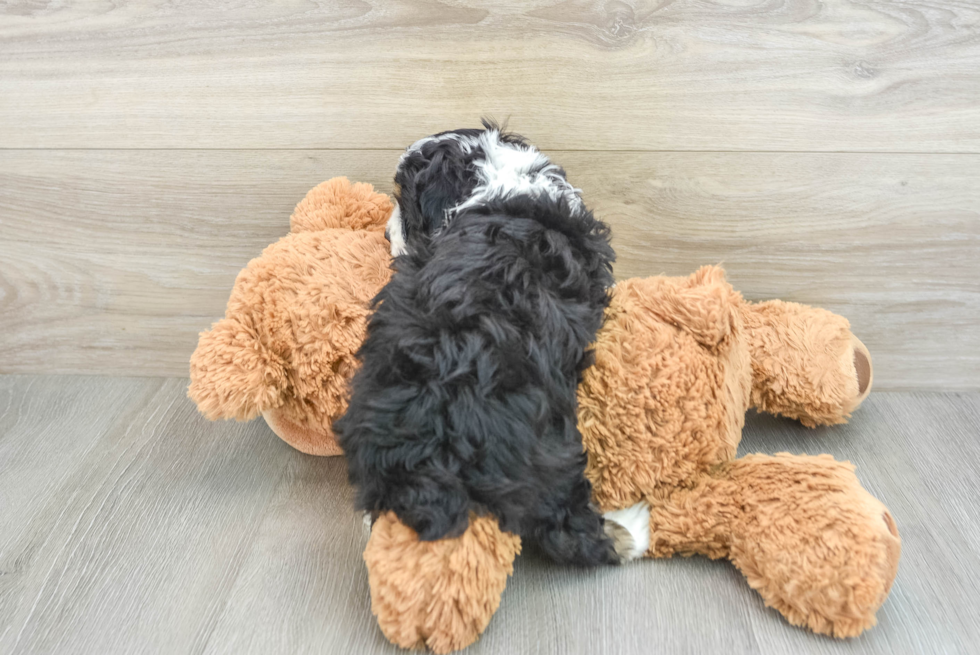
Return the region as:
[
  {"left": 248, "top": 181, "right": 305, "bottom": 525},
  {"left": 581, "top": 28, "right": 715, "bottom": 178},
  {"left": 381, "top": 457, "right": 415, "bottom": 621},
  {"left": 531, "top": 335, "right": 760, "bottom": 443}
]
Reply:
[
  {"left": 743, "top": 300, "right": 868, "bottom": 427},
  {"left": 579, "top": 266, "right": 874, "bottom": 510},
  {"left": 580, "top": 267, "right": 897, "bottom": 638},
  {"left": 188, "top": 179, "right": 898, "bottom": 652},
  {"left": 638, "top": 453, "right": 899, "bottom": 637},
  {"left": 188, "top": 178, "right": 392, "bottom": 454},
  {"left": 579, "top": 268, "right": 752, "bottom": 507},
  {"left": 364, "top": 513, "right": 521, "bottom": 655}
]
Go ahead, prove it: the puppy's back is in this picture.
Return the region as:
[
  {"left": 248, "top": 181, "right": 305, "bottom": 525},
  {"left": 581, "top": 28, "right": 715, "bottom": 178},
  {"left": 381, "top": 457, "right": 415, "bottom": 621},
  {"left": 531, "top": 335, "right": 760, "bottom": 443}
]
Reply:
[{"left": 337, "top": 190, "right": 618, "bottom": 565}]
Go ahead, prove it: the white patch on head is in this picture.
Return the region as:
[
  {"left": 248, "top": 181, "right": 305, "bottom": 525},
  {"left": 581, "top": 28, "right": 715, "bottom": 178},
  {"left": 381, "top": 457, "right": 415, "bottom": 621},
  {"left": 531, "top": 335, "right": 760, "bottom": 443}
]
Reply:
[
  {"left": 386, "top": 204, "right": 407, "bottom": 257},
  {"left": 394, "top": 128, "right": 583, "bottom": 239},
  {"left": 394, "top": 132, "right": 484, "bottom": 242},
  {"left": 455, "top": 130, "right": 583, "bottom": 213},
  {"left": 604, "top": 501, "right": 650, "bottom": 561}
]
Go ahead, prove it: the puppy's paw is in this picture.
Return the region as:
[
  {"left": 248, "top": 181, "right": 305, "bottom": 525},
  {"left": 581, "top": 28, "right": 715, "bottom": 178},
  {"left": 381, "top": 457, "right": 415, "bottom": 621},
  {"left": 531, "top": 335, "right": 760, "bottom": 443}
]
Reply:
[
  {"left": 603, "top": 519, "right": 634, "bottom": 561},
  {"left": 604, "top": 502, "right": 651, "bottom": 561}
]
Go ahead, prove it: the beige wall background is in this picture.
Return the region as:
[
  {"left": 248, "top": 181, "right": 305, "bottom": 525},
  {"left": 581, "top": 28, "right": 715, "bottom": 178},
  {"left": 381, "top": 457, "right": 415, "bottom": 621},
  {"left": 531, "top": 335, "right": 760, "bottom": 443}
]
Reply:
[{"left": 1, "top": 1, "right": 978, "bottom": 388}]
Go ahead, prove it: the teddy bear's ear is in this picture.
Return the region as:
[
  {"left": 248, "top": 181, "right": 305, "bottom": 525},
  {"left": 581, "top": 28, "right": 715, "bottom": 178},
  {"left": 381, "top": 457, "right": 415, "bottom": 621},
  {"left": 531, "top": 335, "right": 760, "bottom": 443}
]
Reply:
[
  {"left": 622, "top": 265, "right": 742, "bottom": 349},
  {"left": 290, "top": 176, "right": 393, "bottom": 234},
  {"left": 666, "top": 266, "right": 743, "bottom": 348},
  {"left": 188, "top": 315, "right": 288, "bottom": 422}
]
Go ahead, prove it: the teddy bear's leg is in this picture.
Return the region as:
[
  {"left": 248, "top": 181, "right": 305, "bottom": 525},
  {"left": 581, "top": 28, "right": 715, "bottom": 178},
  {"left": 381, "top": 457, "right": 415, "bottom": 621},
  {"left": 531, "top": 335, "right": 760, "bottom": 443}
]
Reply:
[
  {"left": 740, "top": 299, "right": 873, "bottom": 426},
  {"left": 190, "top": 315, "right": 346, "bottom": 455},
  {"left": 645, "top": 454, "right": 900, "bottom": 637},
  {"left": 725, "top": 454, "right": 899, "bottom": 637},
  {"left": 363, "top": 512, "right": 521, "bottom": 654}
]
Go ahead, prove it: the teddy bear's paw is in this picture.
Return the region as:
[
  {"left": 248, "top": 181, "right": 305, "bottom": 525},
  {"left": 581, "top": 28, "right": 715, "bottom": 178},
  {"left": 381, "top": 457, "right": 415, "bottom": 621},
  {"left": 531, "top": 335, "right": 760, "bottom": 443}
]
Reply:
[
  {"left": 364, "top": 512, "right": 521, "bottom": 654},
  {"left": 604, "top": 501, "right": 651, "bottom": 561},
  {"left": 743, "top": 300, "right": 875, "bottom": 427},
  {"left": 188, "top": 316, "right": 288, "bottom": 422},
  {"left": 748, "top": 502, "right": 899, "bottom": 638},
  {"left": 728, "top": 454, "right": 900, "bottom": 638}
]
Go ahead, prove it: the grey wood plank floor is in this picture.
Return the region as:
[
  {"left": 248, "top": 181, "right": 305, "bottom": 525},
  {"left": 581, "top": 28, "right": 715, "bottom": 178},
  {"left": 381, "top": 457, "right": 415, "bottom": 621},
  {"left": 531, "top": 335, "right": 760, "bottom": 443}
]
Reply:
[{"left": 1, "top": 375, "right": 978, "bottom": 654}]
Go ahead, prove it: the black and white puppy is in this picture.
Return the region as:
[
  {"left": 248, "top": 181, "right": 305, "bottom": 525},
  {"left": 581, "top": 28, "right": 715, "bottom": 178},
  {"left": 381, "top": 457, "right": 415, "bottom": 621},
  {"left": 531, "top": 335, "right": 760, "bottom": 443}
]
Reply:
[{"left": 336, "top": 122, "right": 646, "bottom": 566}]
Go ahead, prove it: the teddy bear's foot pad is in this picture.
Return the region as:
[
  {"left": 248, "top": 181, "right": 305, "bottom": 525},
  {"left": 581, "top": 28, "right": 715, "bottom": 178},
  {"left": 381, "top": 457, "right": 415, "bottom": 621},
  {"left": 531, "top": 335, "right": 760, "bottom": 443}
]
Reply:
[
  {"left": 262, "top": 409, "right": 343, "bottom": 456},
  {"left": 848, "top": 335, "right": 874, "bottom": 412}
]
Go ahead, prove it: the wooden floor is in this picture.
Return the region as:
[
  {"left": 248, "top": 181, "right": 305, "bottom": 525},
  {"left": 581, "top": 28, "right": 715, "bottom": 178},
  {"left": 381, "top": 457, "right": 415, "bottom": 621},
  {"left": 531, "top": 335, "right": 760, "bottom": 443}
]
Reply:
[{"left": 1, "top": 375, "right": 978, "bottom": 654}]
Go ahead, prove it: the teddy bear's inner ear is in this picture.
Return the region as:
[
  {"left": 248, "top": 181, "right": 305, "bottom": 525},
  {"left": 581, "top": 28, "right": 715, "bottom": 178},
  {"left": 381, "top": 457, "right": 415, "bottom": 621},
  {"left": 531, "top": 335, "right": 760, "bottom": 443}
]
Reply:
[
  {"left": 290, "top": 177, "right": 393, "bottom": 234},
  {"left": 188, "top": 316, "right": 288, "bottom": 422}
]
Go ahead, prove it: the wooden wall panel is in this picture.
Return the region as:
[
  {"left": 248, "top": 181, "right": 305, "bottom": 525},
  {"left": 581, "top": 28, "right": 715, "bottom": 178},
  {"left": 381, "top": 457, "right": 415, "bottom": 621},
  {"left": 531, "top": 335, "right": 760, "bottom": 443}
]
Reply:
[
  {"left": 1, "top": 1, "right": 978, "bottom": 151},
  {"left": 1, "top": 150, "right": 976, "bottom": 388}
]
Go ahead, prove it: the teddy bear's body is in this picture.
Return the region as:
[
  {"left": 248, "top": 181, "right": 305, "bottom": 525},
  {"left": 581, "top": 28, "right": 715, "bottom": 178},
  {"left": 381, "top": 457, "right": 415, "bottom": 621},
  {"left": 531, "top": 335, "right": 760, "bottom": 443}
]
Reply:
[{"left": 189, "top": 178, "right": 899, "bottom": 655}]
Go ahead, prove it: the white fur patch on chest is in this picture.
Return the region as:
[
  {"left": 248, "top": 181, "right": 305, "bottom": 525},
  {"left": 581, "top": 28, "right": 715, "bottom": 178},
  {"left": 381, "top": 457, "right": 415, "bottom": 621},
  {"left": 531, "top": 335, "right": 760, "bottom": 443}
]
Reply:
[{"left": 386, "top": 204, "right": 407, "bottom": 257}]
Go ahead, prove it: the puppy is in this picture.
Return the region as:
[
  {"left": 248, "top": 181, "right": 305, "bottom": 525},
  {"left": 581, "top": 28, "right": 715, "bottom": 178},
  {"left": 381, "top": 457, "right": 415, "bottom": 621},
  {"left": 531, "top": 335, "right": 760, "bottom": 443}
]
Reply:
[{"left": 336, "top": 122, "right": 640, "bottom": 566}]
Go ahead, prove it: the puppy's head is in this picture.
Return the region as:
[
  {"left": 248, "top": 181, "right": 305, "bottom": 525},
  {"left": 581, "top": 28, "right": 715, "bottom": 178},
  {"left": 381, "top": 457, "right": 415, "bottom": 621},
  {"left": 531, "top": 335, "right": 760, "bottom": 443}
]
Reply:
[
  {"left": 387, "top": 120, "right": 527, "bottom": 256},
  {"left": 387, "top": 128, "right": 482, "bottom": 257}
]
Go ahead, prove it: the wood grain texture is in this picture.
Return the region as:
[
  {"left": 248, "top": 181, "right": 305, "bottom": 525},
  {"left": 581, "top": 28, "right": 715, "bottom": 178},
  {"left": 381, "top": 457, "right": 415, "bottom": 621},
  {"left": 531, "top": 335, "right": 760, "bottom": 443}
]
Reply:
[
  {"left": 0, "top": 376, "right": 293, "bottom": 654},
  {"left": 1, "top": 0, "right": 979, "bottom": 151},
  {"left": 575, "top": 151, "right": 980, "bottom": 390},
  {"left": 0, "top": 375, "right": 159, "bottom": 638},
  {"left": 2, "top": 375, "right": 979, "bottom": 653},
  {"left": 2, "top": 149, "right": 977, "bottom": 388}
]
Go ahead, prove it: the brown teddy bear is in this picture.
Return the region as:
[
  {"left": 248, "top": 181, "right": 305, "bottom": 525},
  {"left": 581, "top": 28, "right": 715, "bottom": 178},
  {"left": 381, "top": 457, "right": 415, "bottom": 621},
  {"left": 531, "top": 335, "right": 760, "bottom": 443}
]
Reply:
[
  {"left": 189, "top": 177, "right": 393, "bottom": 455},
  {"left": 189, "top": 178, "right": 900, "bottom": 654}
]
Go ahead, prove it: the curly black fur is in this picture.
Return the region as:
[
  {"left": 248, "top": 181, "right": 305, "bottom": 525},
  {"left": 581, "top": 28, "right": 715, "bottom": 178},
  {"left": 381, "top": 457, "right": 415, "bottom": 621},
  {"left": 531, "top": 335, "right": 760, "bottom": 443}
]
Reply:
[
  {"left": 336, "top": 124, "right": 620, "bottom": 566},
  {"left": 389, "top": 122, "right": 528, "bottom": 246}
]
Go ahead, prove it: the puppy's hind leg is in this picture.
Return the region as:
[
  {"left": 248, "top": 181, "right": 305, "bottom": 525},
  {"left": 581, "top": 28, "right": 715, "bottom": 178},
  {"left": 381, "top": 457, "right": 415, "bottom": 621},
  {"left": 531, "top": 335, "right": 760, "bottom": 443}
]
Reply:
[
  {"left": 365, "top": 471, "right": 472, "bottom": 542},
  {"left": 529, "top": 476, "right": 631, "bottom": 566},
  {"left": 603, "top": 501, "right": 651, "bottom": 561}
]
